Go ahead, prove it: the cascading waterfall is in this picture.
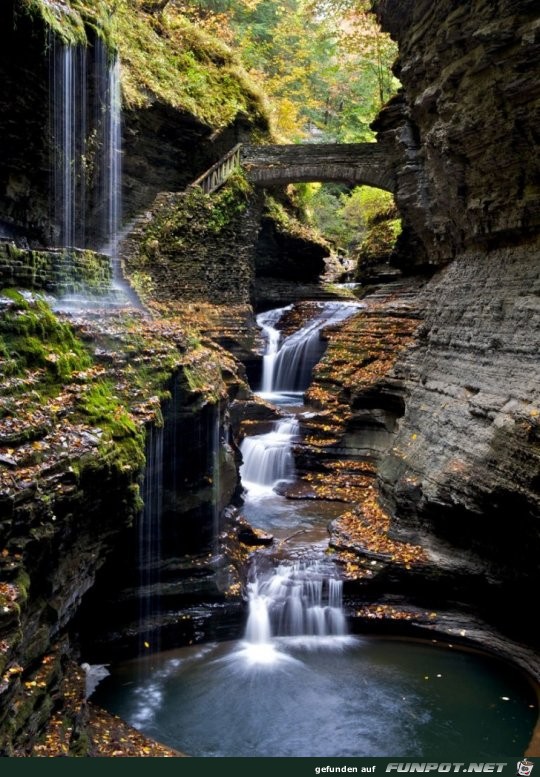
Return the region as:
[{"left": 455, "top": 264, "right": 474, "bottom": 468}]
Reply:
[
  {"left": 257, "top": 301, "right": 361, "bottom": 396},
  {"left": 236, "top": 301, "right": 363, "bottom": 660},
  {"left": 139, "top": 426, "right": 164, "bottom": 655},
  {"left": 245, "top": 562, "right": 347, "bottom": 644},
  {"left": 95, "top": 39, "right": 122, "bottom": 259},
  {"left": 241, "top": 301, "right": 361, "bottom": 498},
  {"left": 239, "top": 417, "right": 299, "bottom": 494},
  {"left": 258, "top": 305, "right": 291, "bottom": 394},
  {"left": 51, "top": 39, "right": 87, "bottom": 248}
]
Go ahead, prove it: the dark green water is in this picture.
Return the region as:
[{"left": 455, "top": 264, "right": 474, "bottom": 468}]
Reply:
[{"left": 92, "top": 637, "right": 537, "bottom": 757}]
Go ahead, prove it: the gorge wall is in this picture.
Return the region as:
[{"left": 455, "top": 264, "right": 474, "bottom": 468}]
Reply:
[{"left": 367, "top": 0, "right": 540, "bottom": 638}]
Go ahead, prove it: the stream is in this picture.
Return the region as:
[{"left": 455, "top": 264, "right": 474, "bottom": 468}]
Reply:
[{"left": 93, "top": 301, "right": 537, "bottom": 757}]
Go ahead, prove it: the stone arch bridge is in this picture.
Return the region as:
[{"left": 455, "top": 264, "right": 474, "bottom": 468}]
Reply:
[
  {"left": 192, "top": 142, "right": 395, "bottom": 195},
  {"left": 242, "top": 143, "right": 395, "bottom": 192}
]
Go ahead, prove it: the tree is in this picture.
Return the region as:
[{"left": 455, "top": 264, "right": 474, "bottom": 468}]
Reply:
[{"left": 175, "top": 0, "right": 398, "bottom": 141}]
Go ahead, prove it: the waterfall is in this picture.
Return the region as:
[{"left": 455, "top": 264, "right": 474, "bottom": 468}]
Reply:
[
  {"left": 139, "top": 425, "right": 164, "bottom": 655},
  {"left": 95, "top": 39, "right": 122, "bottom": 258},
  {"left": 239, "top": 417, "right": 299, "bottom": 495},
  {"left": 50, "top": 37, "right": 122, "bottom": 255},
  {"left": 257, "top": 305, "right": 291, "bottom": 393},
  {"left": 51, "top": 40, "right": 87, "bottom": 248},
  {"left": 245, "top": 562, "right": 347, "bottom": 643},
  {"left": 211, "top": 406, "right": 221, "bottom": 554},
  {"left": 257, "top": 302, "right": 361, "bottom": 396}
]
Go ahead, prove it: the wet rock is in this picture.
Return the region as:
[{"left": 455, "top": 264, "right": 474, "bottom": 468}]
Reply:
[{"left": 236, "top": 523, "right": 273, "bottom": 547}]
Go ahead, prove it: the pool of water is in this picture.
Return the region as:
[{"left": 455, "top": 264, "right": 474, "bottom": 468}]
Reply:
[
  {"left": 92, "top": 637, "right": 537, "bottom": 757},
  {"left": 241, "top": 490, "right": 344, "bottom": 549}
]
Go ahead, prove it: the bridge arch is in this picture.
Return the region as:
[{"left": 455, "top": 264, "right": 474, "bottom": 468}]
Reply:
[{"left": 241, "top": 143, "right": 395, "bottom": 193}]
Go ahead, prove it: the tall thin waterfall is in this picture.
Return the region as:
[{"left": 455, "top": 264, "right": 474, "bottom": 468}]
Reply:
[
  {"left": 95, "top": 39, "right": 122, "bottom": 258},
  {"left": 245, "top": 562, "right": 347, "bottom": 642},
  {"left": 211, "top": 407, "right": 221, "bottom": 554},
  {"left": 50, "top": 36, "right": 122, "bottom": 253},
  {"left": 139, "top": 426, "right": 164, "bottom": 654},
  {"left": 51, "top": 40, "right": 87, "bottom": 248}
]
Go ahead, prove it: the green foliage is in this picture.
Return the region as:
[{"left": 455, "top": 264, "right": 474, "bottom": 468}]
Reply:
[
  {"left": 205, "top": 170, "right": 252, "bottom": 232},
  {"left": 178, "top": 0, "right": 399, "bottom": 141},
  {"left": 341, "top": 186, "right": 396, "bottom": 228},
  {"left": 21, "top": 0, "right": 269, "bottom": 131},
  {"left": 140, "top": 172, "right": 252, "bottom": 259},
  {"left": 111, "top": 1, "right": 269, "bottom": 128},
  {"left": 299, "top": 184, "right": 397, "bottom": 251},
  {"left": 264, "top": 193, "right": 329, "bottom": 248},
  {"left": 355, "top": 216, "right": 401, "bottom": 277},
  {"left": 0, "top": 290, "right": 91, "bottom": 384}
]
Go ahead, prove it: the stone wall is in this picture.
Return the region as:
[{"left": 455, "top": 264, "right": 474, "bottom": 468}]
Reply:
[
  {"left": 0, "top": 242, "right": 112, "bottom": 295},
  {"left": 242, "top": 143, "right": 395, "bottom": 190},
  {"left": 122, "top": 183, "right": 263, "bottom": 307}
]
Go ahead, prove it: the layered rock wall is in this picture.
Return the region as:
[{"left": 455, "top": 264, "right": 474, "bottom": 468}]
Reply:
[
  {"left": 367, "top": 0, "right": 540, "bottom": 638},
  {"left": 380, "top": 244, "right": 540, "bottom": 633},
  {"left": 373, "top": 0, "right": 540, "bottom": 267},
  {"left": 122, "top": 183, "right": 263, "bottom": 307},
  {"left": 0, "top": 242, "right": 112, "bottom": 295}
]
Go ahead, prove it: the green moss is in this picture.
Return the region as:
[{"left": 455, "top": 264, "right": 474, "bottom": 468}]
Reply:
[
  {"left": 0, "top": 290, "right": 92, "bottom": 385},
  {"left": 139, "top": 171, "right": 252, "bottom": 255},
  {"left": 112, "top": 1, "right": 269, "bottom": 129},
  {"left": 18, "top": 0, "right": 87, "bottom": 45},
  {"left": 18, "top": 0, "right": 121, "bottom": 47},
  {"left": 15, "top": 571, "right": 31, "bottom": 604},
  {"left": 79, "top": 381, "right": 137, "bottom": 439},
  {"left": 69, "top": 731, "right": 91, "bottom": 757},
  {"left": 205, "top": 170, "right": 252, "bottom": 232}
]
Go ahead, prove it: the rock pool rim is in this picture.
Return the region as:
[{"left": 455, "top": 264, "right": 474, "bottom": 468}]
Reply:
[
  {"left": 346, "top": 626, "right": 540, "bottom": 758},
  {"left": 93, "top": 628, "right": 540, "bottom": 758}
]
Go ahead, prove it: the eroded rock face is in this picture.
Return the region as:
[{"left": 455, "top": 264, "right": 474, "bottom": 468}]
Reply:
[
  {"left": 373, "top": 0, "right": 540, "bottom": 267},
  {"left": 366, "top": 0, "right": 540, "bottom": 641},
  {"left": 379, "top": 243, "right": 540, "bottom": 633}
]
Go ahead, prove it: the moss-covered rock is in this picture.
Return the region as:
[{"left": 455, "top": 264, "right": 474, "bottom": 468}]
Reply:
[
  {"left": 0, "top": 243, "right": 112, "bottom": 296},
  {"left": 123, "top": 172, "right": 261, "bottom": 306}
]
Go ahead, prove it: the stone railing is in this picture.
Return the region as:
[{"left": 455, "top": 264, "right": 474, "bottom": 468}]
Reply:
[{"left": 190, "top": 143, "right": 243, "bottom": 195}]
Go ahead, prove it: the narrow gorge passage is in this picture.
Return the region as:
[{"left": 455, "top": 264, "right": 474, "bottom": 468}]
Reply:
[{"left": 92, "top": 301, "right": 537, "bottom": 757}]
